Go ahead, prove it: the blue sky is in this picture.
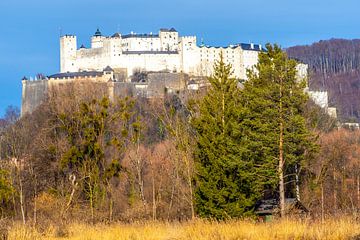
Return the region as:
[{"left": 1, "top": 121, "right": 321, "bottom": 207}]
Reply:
[{"left": 1, "top": 0, "right": 360, "bottom": 116}]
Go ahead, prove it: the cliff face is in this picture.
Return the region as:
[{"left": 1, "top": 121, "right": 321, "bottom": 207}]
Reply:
[{"left": 287, "top": 39, "right": 360, "bottom": 122}]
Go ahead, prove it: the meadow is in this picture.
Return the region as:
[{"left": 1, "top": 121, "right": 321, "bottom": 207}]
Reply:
[{"left": 6, "top": 218, "right": 360, "bottom": 240}]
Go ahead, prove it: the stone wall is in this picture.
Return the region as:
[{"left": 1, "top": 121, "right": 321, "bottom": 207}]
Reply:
[{"left": 21, "top": 80, "right": 48, "bottom": 115}]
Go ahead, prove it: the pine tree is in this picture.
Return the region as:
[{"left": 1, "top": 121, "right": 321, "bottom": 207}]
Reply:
[
  {"left": 241, "top": 44, "right": 316, "bottom": 217},
  {"left": 192, "top": 54, "right": 259, "bottom": 219}
]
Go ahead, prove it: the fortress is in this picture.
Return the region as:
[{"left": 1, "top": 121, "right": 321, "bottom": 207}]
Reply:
[
  {"left": 60, "top": 28, "right": 262, "bottom": 80},
  {"left": 21, "top": 27, "right": 335, "bottom": 118}
]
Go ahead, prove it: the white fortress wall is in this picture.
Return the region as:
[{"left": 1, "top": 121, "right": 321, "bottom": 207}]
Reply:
[
  {"left": 122, "top": 35, "right": 161, "bottom": 51},
  {"left": 179, "top": 36, "right": 200, "bottom": 75},
  {"left": 308, "top": 90, "right": 329, "bottom": 109},
  {"left": 122, "top": 52, "right": 181, "bottom": 76},
  {"left": 76, "top": 47, "right": 107, "bottom": 71},
  {"left": 198, "top": 46, "right": 244, "bottom": 78}
]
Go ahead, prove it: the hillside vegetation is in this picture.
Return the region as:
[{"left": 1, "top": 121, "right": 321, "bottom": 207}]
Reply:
[
  {"left": 1, "top": 45, "right": 360, "bottom": 239},
  {"left": 287, "top": 38, "right": 360, "bottom": 122}
]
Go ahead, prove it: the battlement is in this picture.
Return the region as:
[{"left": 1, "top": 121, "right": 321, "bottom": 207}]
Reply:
[{"left": 61, "top": 34, "right": 76, "bottom": 38}]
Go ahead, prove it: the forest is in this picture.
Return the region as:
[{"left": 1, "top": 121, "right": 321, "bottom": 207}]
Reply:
[
  {"left": 287, "top": 38, "right": 360, "bottom": 122},
  {"left": 0, "top": 44, "right": 360, "bottom": 239}
]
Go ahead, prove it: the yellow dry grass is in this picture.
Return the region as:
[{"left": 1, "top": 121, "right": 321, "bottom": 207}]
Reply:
[{"left": 7, "top": 218, "right": 360, "bottom": 240}]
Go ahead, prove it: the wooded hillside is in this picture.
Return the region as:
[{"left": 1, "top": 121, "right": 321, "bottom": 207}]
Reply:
[{"left": 287, "top": 39, "right": 360, "bottom": 122}]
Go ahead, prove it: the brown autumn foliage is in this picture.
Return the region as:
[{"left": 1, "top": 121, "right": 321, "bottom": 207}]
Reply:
[
  {"left": 302, "top": 128, "right": 360, "bottom": 218},
  {"left": 1, "top": 80, "right": 360, "bottom": 230},
  {"left": 0, "top": 83, "right": 195, "bottom": 228}
]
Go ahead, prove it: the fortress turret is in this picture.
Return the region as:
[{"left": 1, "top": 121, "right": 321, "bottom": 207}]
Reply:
[
  {"left": 159, "top": 28, "right": 179, "bottom": 51},
  {"left": 91, "top": 28, "right": 106, "bottom": 48},
  {"left": 60, "top": 35, "right": 77, "bottom": 72}
]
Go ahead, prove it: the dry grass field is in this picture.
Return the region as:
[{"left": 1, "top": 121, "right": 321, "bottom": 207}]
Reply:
[{"left": 6, "top": 218, "right": 360, "bottom": 240}]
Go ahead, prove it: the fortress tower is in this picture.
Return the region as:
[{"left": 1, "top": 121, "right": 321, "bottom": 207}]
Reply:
[
  {"left": 60, "top": 35, "right": 77, "bottom": 72},
  {"left": 159, "top": 28, "right": 179, "bottom": 51},
  {"left": 91, "top": 28, "right": 106, "bottom": 48}
]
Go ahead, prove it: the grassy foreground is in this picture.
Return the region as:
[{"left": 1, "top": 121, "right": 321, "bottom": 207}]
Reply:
[{"left": 7, "top": 218, "right": 360, "bottom": 240}]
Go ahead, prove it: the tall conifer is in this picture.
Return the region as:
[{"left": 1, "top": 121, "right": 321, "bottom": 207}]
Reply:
[
  {"left": 242, "top": 44, "right": 316, "bottom": 217},
  {"left": 192, "top": 54, "right": 259, "bottom": 219}
]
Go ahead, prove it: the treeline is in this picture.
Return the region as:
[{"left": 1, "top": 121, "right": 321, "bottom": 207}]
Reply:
[
  {"left": 287, "top": 39, "right": 360, "bottom": 122},
  {"left": 0, "top": 44, "right": 358, "bottom": 229},
  {"left": 287, "top": 39, "right": 360, "bottom": 77}
]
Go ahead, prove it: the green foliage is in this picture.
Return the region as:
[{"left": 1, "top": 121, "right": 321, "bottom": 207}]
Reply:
[
  {"left": 0, "top": 169, "right": 13, "bottom": 202},
  {"left": 242, "top": 44, "right": 317, "bottom": 194},
  {"left": 0, "top": 168, "right": 14, "bottom": 216},
  {"left": 57, "top": 96, "right": 137, "bottom": 213},
  {"left": 192, "top": 54, "right": 260, "bottom": 219}
]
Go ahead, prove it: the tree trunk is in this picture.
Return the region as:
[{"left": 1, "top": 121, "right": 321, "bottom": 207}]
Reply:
[
  {"left": 184, "top": 155, "right": 195, "bottom": 220},
  {"left": 279, "top": 120, "right": 285, "bottom": 218},
  {"left": 321, "top": 182, "right": 324, "bottom": 222},
  {"left": 152, "top": 171, "right": 156, "bottom": 221},
  {"left": 333, "top": 167, "right": 337, "bottom": 213},
  {"left": 135, "top": 139, "right": 146, "bottom": 206},
  {"left": 295, "top": 164, "right": 300, "bottom": 201},
  {"left": 18, "top": 167, "right": 26, "bottom": 225},
  {"left": 357, "top": 175, "right": 360, "bottom": 210},
  {"left": 279, "top": 78, "right": 285, "bottom": 218},
  {"left": 109, "top": 198, "right": 113, "bottom": 223},
  {"left": 33, "top": 174, "right": 37, "bottom": 227}
]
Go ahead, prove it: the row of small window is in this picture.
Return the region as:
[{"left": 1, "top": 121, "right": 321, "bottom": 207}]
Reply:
[
  {"left": 163, "top": 36, "right": 177, "bottom": 40},
  {"left": 200, "top": 54, "right": 235, "bottom": 58}
]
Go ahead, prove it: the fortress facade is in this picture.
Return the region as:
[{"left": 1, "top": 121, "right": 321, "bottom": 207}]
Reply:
[
  {"left": 22, "top": 27, "right": 335, "bottom": 118},
  {"left": 61, "top": 28, "right": 263, "bottom": 80}
]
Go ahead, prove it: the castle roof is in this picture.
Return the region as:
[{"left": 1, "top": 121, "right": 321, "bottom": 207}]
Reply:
[
  {"left": 103, "top": 66, "right": 114, "bottom": 72},
  {"left": 122, "top": 33, "right": 159, "bottom": 39},
  {"left": 80, "top": 44, "right": 86, "bottom": 49},
  {"left": 123, "top": 50, "right": 178, "bottom": 55},
  {"left": 238, "top": 43, "right": 263, "bottom": 51},
  {"left": 94, "top": 28, "right": 102, "bottom": 37},
  {"left": 199, "top": 45, "right": 239, "bottom": 49},
  {"left": 112, "top": 32, "right": 121, "bottom": 38},
  {"left": 160, "top": 28, "right": 177, "bottom": 32},
  {"left": 49, "top": 71, "right": 103, "bottom": 79}
]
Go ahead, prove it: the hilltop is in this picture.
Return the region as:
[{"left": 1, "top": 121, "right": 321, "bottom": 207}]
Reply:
[{"left": 287, "top": 38, "right": 360, "bottom": 122}]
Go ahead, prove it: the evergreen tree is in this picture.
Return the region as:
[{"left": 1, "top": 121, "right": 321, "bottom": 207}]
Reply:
[
  {"left": 241, "top": 44, "right": 316, "bottom": 217},
  {"left": 192, "top": 54, "right": 259, "bottom": 219}
]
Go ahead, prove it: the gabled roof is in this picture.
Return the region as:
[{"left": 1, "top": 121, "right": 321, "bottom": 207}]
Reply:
[
  {"left": 112, "top": 32, "right": 121, "bottom": 38},
  {"left": 103, "top": 66, "right": 114, "bottom": 72},
  {"left": 160, "top": 28, "right": 177, "bottom": 32}
]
